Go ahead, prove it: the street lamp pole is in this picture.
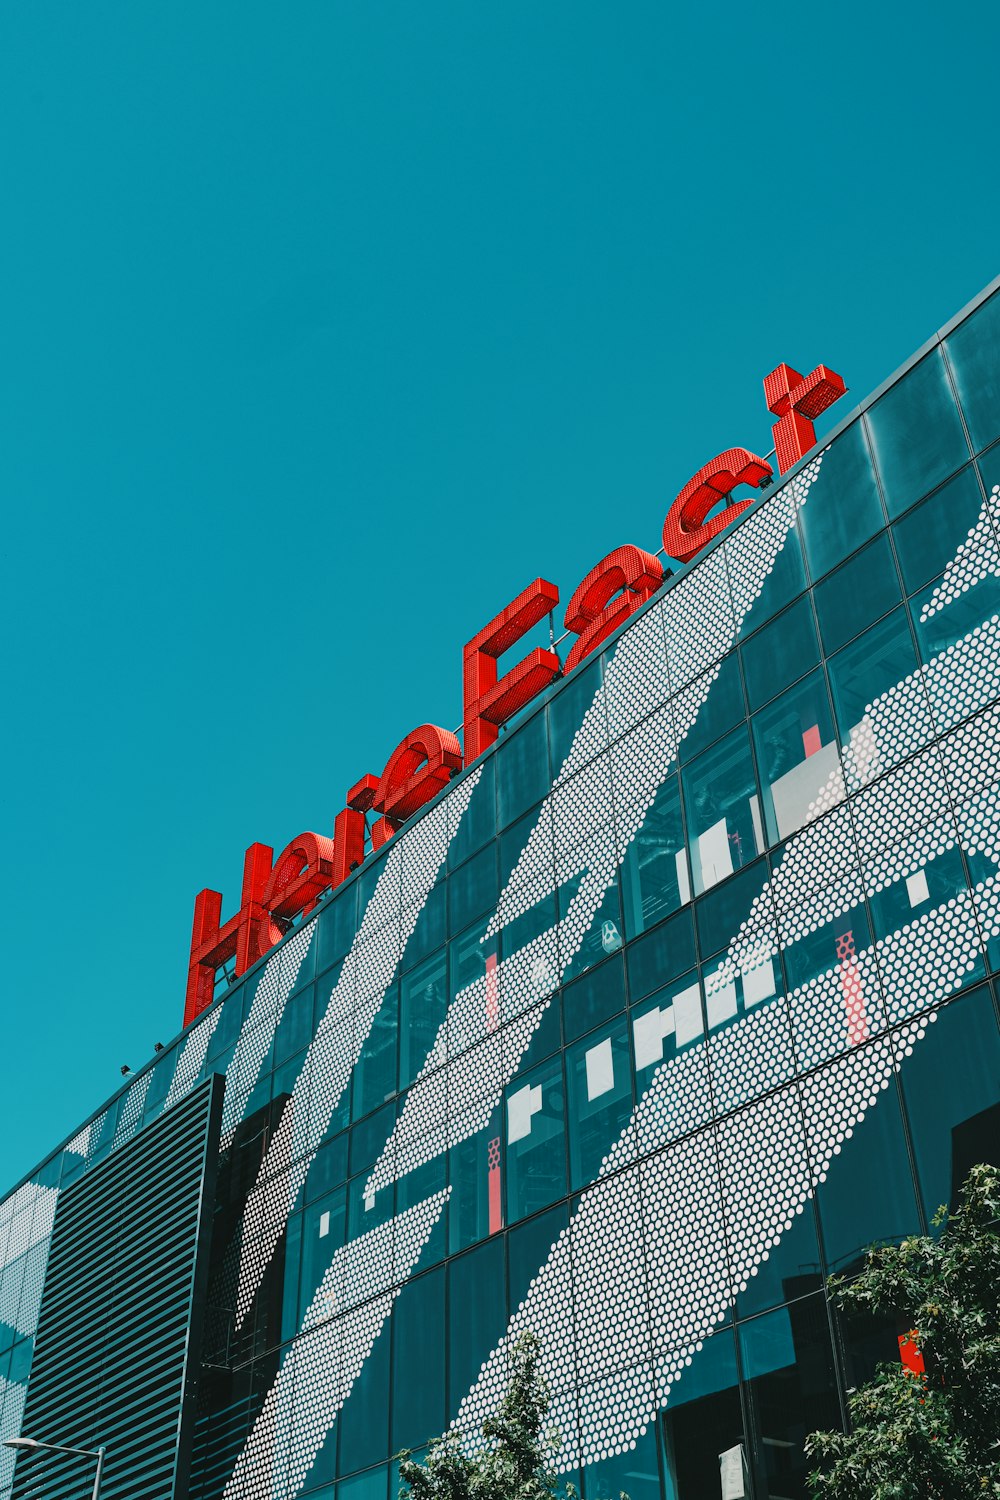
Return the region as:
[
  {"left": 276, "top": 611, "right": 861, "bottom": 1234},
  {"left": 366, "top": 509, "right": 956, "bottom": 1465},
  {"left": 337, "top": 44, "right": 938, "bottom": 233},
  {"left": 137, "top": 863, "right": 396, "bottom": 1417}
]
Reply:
[{"left": 3, "top": 1436, "right": 106, "bottom": 1499}]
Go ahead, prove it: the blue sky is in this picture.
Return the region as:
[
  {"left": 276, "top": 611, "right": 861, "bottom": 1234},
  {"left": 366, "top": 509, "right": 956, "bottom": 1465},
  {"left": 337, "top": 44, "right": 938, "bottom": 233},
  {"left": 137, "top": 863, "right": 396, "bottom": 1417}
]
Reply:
[{"left": 1, "top": 1, "right": 998, "bottom": 1191}]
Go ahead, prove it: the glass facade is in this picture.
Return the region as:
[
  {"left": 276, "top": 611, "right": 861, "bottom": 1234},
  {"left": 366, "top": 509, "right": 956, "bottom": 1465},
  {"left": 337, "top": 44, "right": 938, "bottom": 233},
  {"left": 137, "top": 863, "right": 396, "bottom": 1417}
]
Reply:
[{"left": 3, "top": 281, "right": 1000, "bottom": 1500}]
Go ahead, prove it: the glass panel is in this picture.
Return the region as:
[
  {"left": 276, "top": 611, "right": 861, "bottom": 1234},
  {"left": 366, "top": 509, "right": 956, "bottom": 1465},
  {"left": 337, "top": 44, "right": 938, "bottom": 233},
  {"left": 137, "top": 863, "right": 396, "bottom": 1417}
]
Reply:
[
  {"left": 682, "top": 724, "right": 762, "bottom": 895},
  {"left": 273, "top": 985, "right": 315, "bottom": 1068},
  {"left": 338, "top": 1321, "right": 391, "bottom": 1472},
  {"left": 349, "top": 1099, "right": 397, "bottom": 1178},
  {"left": 945, "top": 287, "right": 1000, "bottom": 455},
  {"left": 734, "top": 1200, "right": 822, "bottom": 1320},
  {"left": 752, "top": 670, "right": 840, "bottom": 844},
  {"left": 826, "top": 607, "right": 924, "bottom": 749},
  {"left": 391, "top": 1266, "right": 445, "bottom": 1453},
  {"left": 352, "top": 987, "right": 399, "bottom": 1119},
  {"left": 448, "top": 844, "right": 497, "bottom": 935},
  {"left": 299, "top": 1186, "right": 346, "bottom": 1319},
  {"left": 305, "top": 1133, "right": 349, "bottom": 1204},
  {"left": 496, "top": 710, "right": 550, "bottom": 828},
  {"left": 739, "top": 1295, "right": 840, "bottom": 1500},
  {"left": 742, "top": 596, "right": 819, "bottom": 712},
  {"left": 560, "top": 876, "right": 623, "bottom": 985},
  {"left": 566, "top": 1017, "right": 633, "bottom": 1189},
  {"left": 891, "top": 463, "right": 987, "bottom": 596},
  {"left": 280, "top": 1210, "right": 302, "bottom": 1345},
  {"left": 626, "top": 908, "right": 696, "bottom": 1005},
  {"left": 868, "top": 846, "right": 984, "bottom": 989},
  {"left": 562, "top": 955, "right": 626, "bottom": 1044},
  {"left": 815, "top": 1070, "right": 920, "bottom": 1274},
  {"left": 798, "top": 418, "right": 884, "bottom": 581},
  {"left": 676, "top": 653, "right": 746, "bottom": 763},
  {"left": 867, "top": 348, "right": 970, "bottom": 518},
  {"left": 403, "top": 880, "right": 446, "bottom": 969},
  {"left": 549, "top": 653, "right": 606, "bottom": 774},
  {"left": 784, "top": 903, "right": 873, "bottom": 1026},
  {"left": 898, "top": 987, "right": 1000, "bottom": 1222},
  {"left": 505, "top": 1053, "right": 567, "bottom": 1223},
  {"left": 620, "top": 773, "right": 688, "bottom": 939},
  {"left": 512, "top": 1000, "right": 562, "bottom": 1075},
  {"left": 507, "top": 1202, "right": 569, "bottom": 1313},
  {"left": 660, "top": 1328, "right": 747, "bottom": 1500},
  {"left": 499, "top": 807, "right": 541, "bottom": 888},
  {"left": 450, "top": 917, "right": 496, "bottom": 1002},
  {"left": 696, "top": 858, "right": 771, "bottom": 962},
  {"left": 813, "top": 532, "right": 902, "bottom": 655},
  {"left": 399, "top": 951, "right": 448, "bottom": 1090},
  {"left": 316, "top": 882, "right": 359, "bottom": 972},
  {"left": 447, "top": 1237, "right": 507, "bottom": 1412},
  {"left": 447, "top": 756, "right": 496, "bottom": 869},
  {"left": 909, "top": 569, "right": 1000, "bottom": 679},
  {"left": 630, "top": 973, "right": 712, "bottom": 1143},
  {"left": 583, "top": 1417, "right": 660, "bottom": 1500},
  {"left": 340, "top": 1468, "right": 387, "bottom": 1500},
  {"left": 448, "top": 1105, "right": 502, "bottom": 1253},
  {"left": 736, "top": 519, "right": 807, "bottom": 634}
]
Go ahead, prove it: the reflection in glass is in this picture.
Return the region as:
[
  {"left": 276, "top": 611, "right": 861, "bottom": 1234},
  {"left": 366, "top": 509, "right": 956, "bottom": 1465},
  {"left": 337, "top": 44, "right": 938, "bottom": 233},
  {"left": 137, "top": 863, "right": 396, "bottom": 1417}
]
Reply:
[
  {"left": 891, "top": 463, "right": 988, "bottom": 596},
  {"left": 392, "top": 1266, "right": 445, "bottom": 1453},
  {"left": 563, "top": 955, "right": 626, "bottom": 1044},
  {"left": 945, "top": 287, "right": 1000, "bottom": 455},
  {"left": 400, "top": 951, "right": 448, "bottom": 1090},
  {"left": 683, "top": 725, "right": 762, "bottom": 895},
  {"left": 449, "top": 1106, "right": 501, "bottom": 1253},
  {"left": 661, "top": 1328, "right": 746, "bottom": 1500},
  {"left": 566, "top": 1017, "right": 633, "bottom": 1188},
  {"left": 898, "top": 988, "right": 1000, "bottom": 1222},
  {"left": 909, "top": 571, "right": 1000, "bottom": 677},
  {"left": 676, "top": 654, "right": 745, "bottom": 763},
  {"left": 505, "top": 1054, "right": 567, "bottom": 1223},
  {"left": 448, "top": 1237, "right": 507, "bottom": 1413},
  {"left": 739, "top": 1295, "right": 840, "bottom": 1499},
  {"left": 798, "top": 420, "right": 883, "bottom": 582},
  {"left": 815, "top": 1072, "right": 920, "bottom": 1274},
  {"left": 497, "top": 710, "right": 550, "bottom": 829},
  {"left": 866, "top": 349, "right": 970, "bottom": 518},
  {"left": 752, "top": 670, "right": 840, "bottom": 844},
  {"left": 826, "top": 607, "right": 925, "bottom": 759},
  {"left": 742, "top": 596, "right": 819, "bottom": 713},
  {"left": 813, "top": 532, "right": 902, "bottom": 657},
  {"left": 621, "top": 774, "right": 688, "bottom": 939}
]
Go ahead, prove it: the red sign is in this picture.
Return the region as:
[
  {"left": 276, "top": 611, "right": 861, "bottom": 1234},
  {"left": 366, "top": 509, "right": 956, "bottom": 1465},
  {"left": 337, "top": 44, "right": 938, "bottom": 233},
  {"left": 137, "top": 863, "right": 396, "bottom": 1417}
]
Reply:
[{"left": 184, "top": 359, "right": 845, "bottom": 1023}]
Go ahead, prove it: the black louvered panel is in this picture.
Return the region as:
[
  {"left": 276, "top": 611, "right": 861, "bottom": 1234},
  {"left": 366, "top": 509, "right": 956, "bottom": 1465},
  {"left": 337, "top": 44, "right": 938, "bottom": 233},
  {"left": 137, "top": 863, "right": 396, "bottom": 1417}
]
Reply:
[{"left": 12, "top": 1076, "right": 223, "bottom": 1500}]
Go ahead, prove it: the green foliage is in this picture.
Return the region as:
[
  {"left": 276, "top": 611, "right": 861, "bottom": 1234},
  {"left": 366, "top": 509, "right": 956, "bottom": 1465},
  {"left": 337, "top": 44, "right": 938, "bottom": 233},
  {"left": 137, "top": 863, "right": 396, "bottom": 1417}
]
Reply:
[
  {"left": 806, "top": 1162, "right": 1000, "bottom": 1499},
  {"left": 397, "top": 1332, "right": 599, "bottom": 1500}
]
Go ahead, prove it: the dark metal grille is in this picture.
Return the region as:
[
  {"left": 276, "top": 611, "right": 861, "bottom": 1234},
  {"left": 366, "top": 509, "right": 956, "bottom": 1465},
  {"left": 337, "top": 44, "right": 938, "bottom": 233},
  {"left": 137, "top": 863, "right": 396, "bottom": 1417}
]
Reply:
[{"left": 12, "top": 1076, "right": 223, "bottom": 1500}]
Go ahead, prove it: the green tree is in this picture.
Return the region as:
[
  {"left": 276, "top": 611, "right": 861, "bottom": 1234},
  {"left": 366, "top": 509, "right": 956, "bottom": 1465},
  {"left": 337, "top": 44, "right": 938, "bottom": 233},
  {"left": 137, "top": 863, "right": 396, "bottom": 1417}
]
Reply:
[
  {"left": 397, "top": 1332, "right": 588, "bottom": 1500},
  {"left": 806, "top": 1161, "right": 1000, "bottom": 1499}
]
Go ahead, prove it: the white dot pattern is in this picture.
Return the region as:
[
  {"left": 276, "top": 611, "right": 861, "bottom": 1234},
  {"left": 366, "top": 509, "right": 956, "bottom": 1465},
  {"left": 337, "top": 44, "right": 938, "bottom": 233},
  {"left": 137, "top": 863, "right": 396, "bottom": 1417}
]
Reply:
[
  {"left": 233, "top": 771, "right": 480, "bottom": 1328},
  {"left": 224, "top": 1190, "right": 448, "bottom": 1500}
]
